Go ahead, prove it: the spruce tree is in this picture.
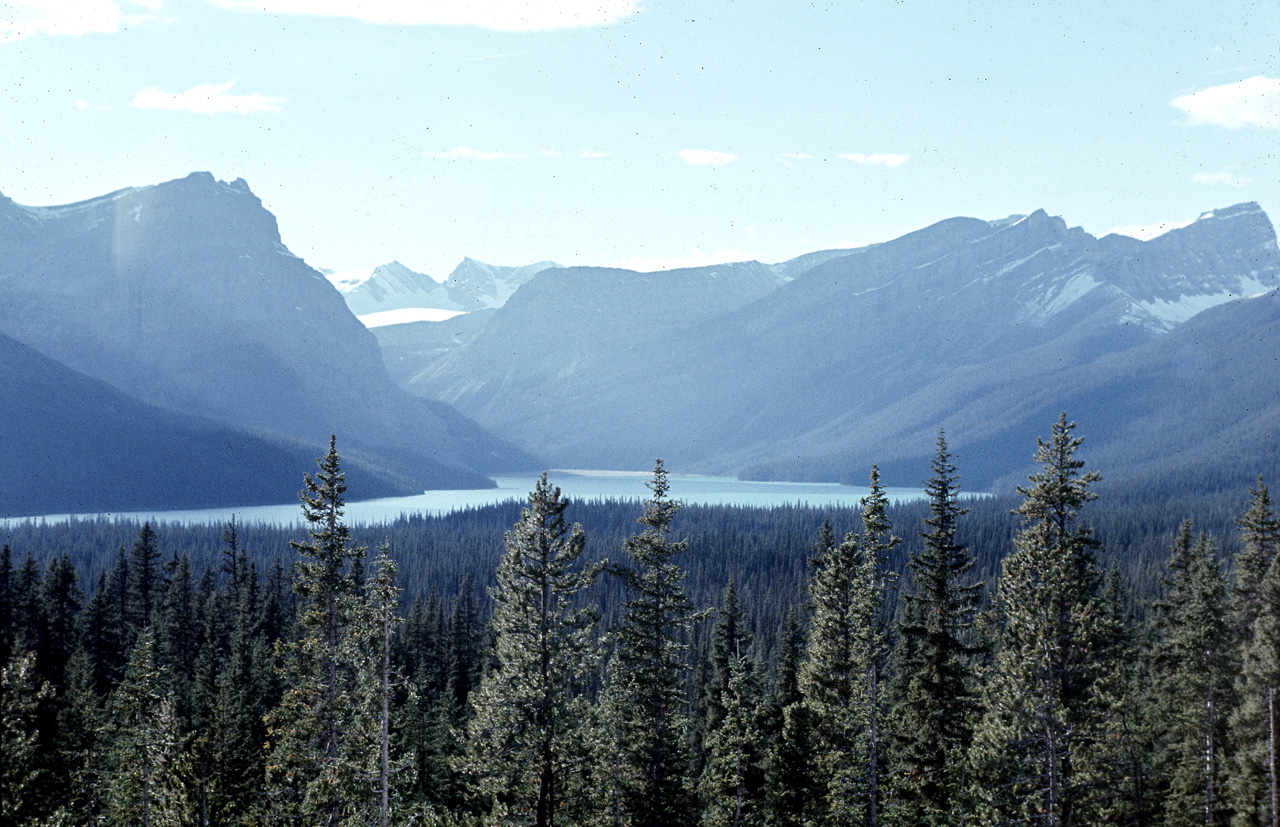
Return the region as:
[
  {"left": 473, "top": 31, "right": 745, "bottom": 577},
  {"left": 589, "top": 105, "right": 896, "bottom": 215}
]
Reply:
[
  {"left": 105, "top": 627, "right": 195, "bottom": 827},
  {"left": 889, "top": 433, "right": 981, "bottom": 826},
  {"left": 1150, "top": 530, "right": 1234, "bottom": 826},
  {"left": 1233, "top": 554, "right": 1280, "bottom": 827},
  {"left": 466, "top": 474, "right": 602, "bottom": 827},
  {"left": 0, "top": 650, "right": 52, "bottom": 825},
  {"left": 699, "top": 655, "right": 763, "bottom": 827},
  {"left": 798, "top": 467, "right": 894, "bottom": 827},
  {"left": 608, "top": 459, "right": 701, "bottom": 827},
  {"left": 1235, "top": 478, "right": 1280, "bottom": 649},
  {"left": 265, "top": 436, "right": 367, "bottom": 827},
  {"left": 128, "top": 523, "right": 163, "bottom": 633},
  {"left": 969, "top": 413, "right": 1104, "bottom": 827}
]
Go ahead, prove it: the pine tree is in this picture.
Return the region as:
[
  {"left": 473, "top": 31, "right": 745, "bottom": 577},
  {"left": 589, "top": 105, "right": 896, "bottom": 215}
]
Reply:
[
  {"left": 1233, "top": 554, "right": 1280, "bottom": 827},
  {"left": 1235, "top": 479, "right": 1280, "bottom": 650},
  {"left": 1232, "top": 479, "right": 1280, "bottom": 827},
  {"left": 466, "top": 474, "right": 603, "bottom": 826},
  {"left": 0, "top": 650, "right": 52, "bottom": 825},
  {"left": 969, "top": 413, "right": 1104, "bottom": 827},
  {"left": 1076, "top": 565, "right": 1151, "bottom": 826},
  {"left": 797, "top": 467, "right": 894, "bottom": 827},
  {"left": 762, "top": 609, "right": 817, "bottom": 827},
  {"left": 105, "top": 627, "right": 195, "bottom": 827},
  {"left": 265, "top": 436, "right": 367, "bottom": 827},
  {"left": 1150, "top": 529, "right": 1234, "bottom": 826},
  {"left": 888, "top": 433, "right": 981, "bottom": 826},
  {"left": 706, "top": 578, "right": 752, "bottom": 750},
  {"left": 699, "top": 655, "right": 763, "bottom": 827},
  {"left": 129, "top": 523, "right": 164, "bottom": 633},
  {"left": 608, "top": 459, "right": 701, "bottom": 827}
]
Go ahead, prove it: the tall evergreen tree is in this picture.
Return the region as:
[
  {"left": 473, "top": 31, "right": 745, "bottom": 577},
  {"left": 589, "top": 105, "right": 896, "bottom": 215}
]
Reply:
[
  {"left": 889, "top": 433, "right": 982, "bottom": 826},
  {"left": 608, "top": 459, "right": 701, "bottom": 827},
  {"left": 105, "top": 627, "right": 195, "bottom": 827},
  {"left": 1233, "top": 554, "right": 1280, "bottom": 827},
  {"left": 128, "top": 523, "right": 164, "bottom": 633},
  {"left": 466, "top": 474, "right": 603, "bottom": 827},
  {"left": 798, "top": 467, "right": 895, "bottom": 827},
  {"left": 1150, "top": 529, "right": 1235, "bottom": 826},
  {"left": 699, "top": 655, "right": 763, "bottom": 827},
  {"left": 969, "top": 413, "right": 1104, "bottom": 827},
  {"left": 0, "top": 650, "right": 52, "bottom": 825},
  {"left": 265, "top": 436, "right": 367, "bottom": 827},
  {"left": 1234, "top": 479, "right": 1280, "bottom": 649}
]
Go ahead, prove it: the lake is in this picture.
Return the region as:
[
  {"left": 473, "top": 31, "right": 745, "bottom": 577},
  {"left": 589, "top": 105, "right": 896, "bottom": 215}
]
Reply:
[{"left": 8, "top": 471, "right": 928, "bottom": 527}]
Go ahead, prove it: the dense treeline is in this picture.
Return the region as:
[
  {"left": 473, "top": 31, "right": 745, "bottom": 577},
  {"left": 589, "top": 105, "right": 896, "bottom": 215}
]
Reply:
[{"left": 2, "top": 418, "right": 1278, "bottom": 826}]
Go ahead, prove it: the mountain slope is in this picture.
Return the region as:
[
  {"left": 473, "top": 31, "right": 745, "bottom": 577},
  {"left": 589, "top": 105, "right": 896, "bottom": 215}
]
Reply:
[
  {"left": 0, "top": 331, "right": 463, "bottom": 516},
  {"left": 0, "top": 173, "right": 535, "bottom": 488},
  {"left": 409, "top": 203, "right": 1279, "bottom": 488}
]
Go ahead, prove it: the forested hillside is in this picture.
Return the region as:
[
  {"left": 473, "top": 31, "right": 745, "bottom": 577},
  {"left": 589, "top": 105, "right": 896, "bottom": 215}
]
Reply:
[{"left": 1, "top": 420, "right": 1278, "bottom": 826}]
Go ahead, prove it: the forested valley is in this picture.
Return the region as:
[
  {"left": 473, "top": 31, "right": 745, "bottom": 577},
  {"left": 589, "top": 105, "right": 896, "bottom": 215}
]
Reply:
[{"left": 4, "top": 415, "right": 1280, "bottom": 827}]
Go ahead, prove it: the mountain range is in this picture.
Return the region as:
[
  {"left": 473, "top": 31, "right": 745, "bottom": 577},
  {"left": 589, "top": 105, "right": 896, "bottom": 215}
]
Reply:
[
  {"left": 2, "top": 171, "right": 1276, "bottom": 516},
  {"left": 395, "top": 203, "right": 1279, "bottom": 492},
  {"left": 0, "top": 173, "right": 535, "bottom": 516}
]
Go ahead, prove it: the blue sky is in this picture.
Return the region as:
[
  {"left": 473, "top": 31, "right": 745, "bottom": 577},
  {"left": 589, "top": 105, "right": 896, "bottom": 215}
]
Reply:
[{"left": 2, "top": 0, "right": 1278, "bottom": 278}]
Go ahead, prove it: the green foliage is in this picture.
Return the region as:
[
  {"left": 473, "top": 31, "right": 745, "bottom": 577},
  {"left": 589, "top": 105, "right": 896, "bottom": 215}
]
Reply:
[
  {"left": 888, "top": 433, "right": 982, "bottom": 826},
  {"left": 607, "top": 459, "right": 702, "bottom": 827},
  {"left": 1, "top": 650, "right": 52, "bottom": 825},
  {"left": 265, "top": 436, "right": 370, "bottom": 826},
  {"left": 969, "top": 414, "right": 1106, "bottom": 827},
  {"left": 1149, "top": 527, "right": 1235, "bottom": 826},
  {"left": 465, "top": 473, "right": 603, "bottom": 826}
]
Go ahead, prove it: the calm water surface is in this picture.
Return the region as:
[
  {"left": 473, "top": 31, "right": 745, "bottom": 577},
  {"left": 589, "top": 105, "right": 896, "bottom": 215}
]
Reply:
[{"left": 8, "top": 472, "right": 927, "bottom": 527}]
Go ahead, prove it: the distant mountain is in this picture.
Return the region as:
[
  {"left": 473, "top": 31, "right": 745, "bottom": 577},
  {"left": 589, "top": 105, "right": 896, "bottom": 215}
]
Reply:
[
  {"left": 327, "top": 258, "right": 561, "bottom": 322},
  {"left": 0, "top": 173, "right": 536, "bottom": 501},
  {"left": 0, "top": 332, "right": 460, "bottom": 517},
  {"left": 405, "top": 203, "right": 1280, "bottom": 490},
  {"left": 326, "top": 261, "right": 454, "bottom": 317},
  {"left": 442, "top": 258, "right": 562, "bottom": 311}
]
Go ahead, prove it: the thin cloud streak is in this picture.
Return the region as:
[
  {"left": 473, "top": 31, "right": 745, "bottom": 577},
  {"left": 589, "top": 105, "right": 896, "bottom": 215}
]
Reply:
[
  {"left": 425, "top": 146, "right": 507, "bottom": 160},
  {"left": 130, "top": 81, "right": 283, "bottom": 114},
  {"left": 1192, "top": 170, "right": 1254, "bottom": 187},
  {"left": 204, "top": 0, "right": 639, "bottom": 32}
]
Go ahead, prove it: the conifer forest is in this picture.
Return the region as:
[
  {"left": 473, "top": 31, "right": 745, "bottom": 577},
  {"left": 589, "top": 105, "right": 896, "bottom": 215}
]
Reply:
[{"left": 7, "top": 415, "right": 1280, "bottom": 827}]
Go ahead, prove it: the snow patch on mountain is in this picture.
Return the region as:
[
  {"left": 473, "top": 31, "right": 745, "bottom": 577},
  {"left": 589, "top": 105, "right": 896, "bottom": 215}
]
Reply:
[{"left": 1130, "top": 275, "right": 1278, "bottom": 330}]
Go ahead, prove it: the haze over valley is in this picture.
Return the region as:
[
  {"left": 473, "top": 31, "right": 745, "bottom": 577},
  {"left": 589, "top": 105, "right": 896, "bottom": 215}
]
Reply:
[{"left": 1, "top": 172, "right": 1277, "bottom": 516}]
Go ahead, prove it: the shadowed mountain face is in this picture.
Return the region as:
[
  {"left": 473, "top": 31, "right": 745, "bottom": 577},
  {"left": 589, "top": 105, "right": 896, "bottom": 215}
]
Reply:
[
  {"left": 0, "top": 173, "right": 536, "bottom": 503},
  {"left": 406, "top": 203, "right": 1279, "bottom": 490},
  {"left": 0, "top": 331, "right": 468, "bottom": 516}
]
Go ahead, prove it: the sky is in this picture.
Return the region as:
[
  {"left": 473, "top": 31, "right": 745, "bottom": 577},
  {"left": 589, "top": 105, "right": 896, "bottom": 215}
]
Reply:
[{"left": 2, "top": 0, "right": 1278, "bottom": 279}]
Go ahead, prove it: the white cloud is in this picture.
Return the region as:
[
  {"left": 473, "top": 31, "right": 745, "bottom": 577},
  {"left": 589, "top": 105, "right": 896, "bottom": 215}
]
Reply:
[
  {"left": 777, "top": 152, "right": 812, "bottom": 166},
  {"left": 204, "top": 0, "right": 639, "bottom": 31},
  {"left": 130, "top": 81, "right": 283, "bottom": 114},
  {"left": 679, "top": 148, "right": 738, "bottom": 166},
  {"left": 1172, "top": 75, "right": 1280, "bottom": 129},
  {"left": 424, "top": 146, "right": 507, "bottom": 160},
  {"left": 1192, "top": 170, "right": 1254, "bottom": 187},
  {"left": 1, "top": 0, "right": 152, "bottom": 42},
  {"left": 839, "top": 152, "right": 909, "bottom": 167},
  {"left": 1109, "top": 219, "right": 1195, "bottom": 240},
  {"left": 613, "top": 247, "right": 752, "bottom": 272}
]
